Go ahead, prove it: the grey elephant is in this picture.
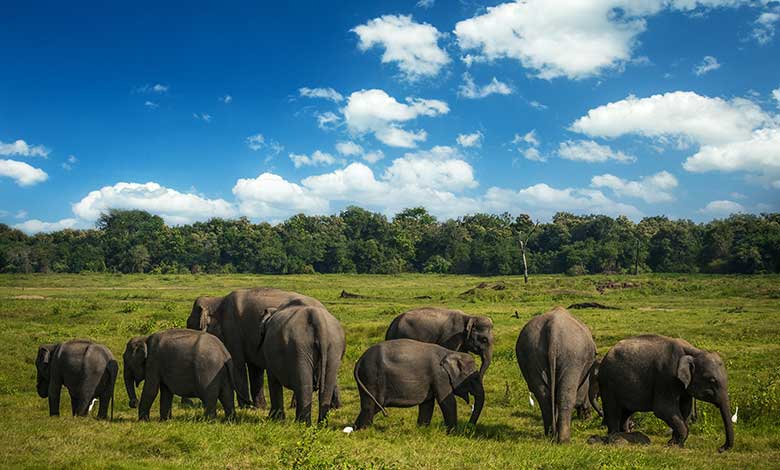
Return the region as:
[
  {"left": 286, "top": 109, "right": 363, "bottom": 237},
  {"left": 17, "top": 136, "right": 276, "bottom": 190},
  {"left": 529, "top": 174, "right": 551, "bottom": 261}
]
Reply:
[
  {"left": 575, "top": 360, "right": 603, "bottom": 420},
  {"left": 123, "top": 328, "right": 249, "bottom": 420},
  {"left": 36, "top": 340, "right": 118, "bottom": 419},
  {"left": 186, "top": 288, "right": 323, "bottom": 408},
  {"left": 598, "top": 334, "right": 734, "bottom": 452},
  {"left": 353, "top": 339, "right": 484, "bottom": 431},
  {"left": 516, "top": 306, "right": 596, "bottom": 443},
  {"left": 258, "top": 298, "right": 345, "bottom": 425},
  {"left": 385, "top": 307, "right": 494, "bottom": 378}
]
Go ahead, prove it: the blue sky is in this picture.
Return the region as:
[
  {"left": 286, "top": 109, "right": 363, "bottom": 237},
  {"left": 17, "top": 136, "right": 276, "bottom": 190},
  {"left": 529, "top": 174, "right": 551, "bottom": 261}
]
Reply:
[{"left": 2, "top": 0, "right": 779, "bottom": 233}]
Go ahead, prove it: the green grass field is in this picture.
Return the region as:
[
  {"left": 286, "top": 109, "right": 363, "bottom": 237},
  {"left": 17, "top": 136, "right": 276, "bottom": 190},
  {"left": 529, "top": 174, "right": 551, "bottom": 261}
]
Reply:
[{"left": 1, "top": 274, "right": 778, "bottom": 469}]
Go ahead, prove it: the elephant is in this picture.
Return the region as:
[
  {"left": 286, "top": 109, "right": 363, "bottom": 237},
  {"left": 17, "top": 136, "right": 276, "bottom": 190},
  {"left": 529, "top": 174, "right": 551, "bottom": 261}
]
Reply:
[
  {"left": 575, "top": 360, "right": 603, "bottom": 420},
  {"left": 353, "top": 339, "right": 484, "bottom": 431},
  {"left": 123, "top": 328, "right": 249, "bottom": 420},
  {"left": 515, "top": 306, "right": 597, "bottom": 443},
  {"left": 258, "top": 298, "right": 345, "bottom": 425},
  {"left": 186, "top": 287, "right": 324, "bottom": 408},
  {"left": 35, "top": 340, "right": 118, "bottom": 419},
  {"left": 385, "top": 307, "right": 494, "bottom": 378},
  {"left": 598, "top": 334, "right": 734, "bottom": 452}
]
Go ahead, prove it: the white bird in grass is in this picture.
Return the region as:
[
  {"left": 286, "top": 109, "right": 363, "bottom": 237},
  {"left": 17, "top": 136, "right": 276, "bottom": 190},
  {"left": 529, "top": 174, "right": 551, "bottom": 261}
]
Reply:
[
  {"left": 529, "top": 393, "right": 535, "bottom": 408},
  {"left": 342, "top": 426, "right": 354, "bottom": 434},
  {"left": 88, "top": 398, "right": 97, "bottom": 412},
  {"left": 731, "top": 406, "right": 739, "bottom": 424}
]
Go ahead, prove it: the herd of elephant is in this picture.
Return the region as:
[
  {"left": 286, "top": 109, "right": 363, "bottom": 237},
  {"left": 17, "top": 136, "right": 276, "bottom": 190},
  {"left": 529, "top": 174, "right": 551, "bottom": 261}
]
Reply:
[{"left": 34, "top": 287, "right": 734, "bottom": 452}]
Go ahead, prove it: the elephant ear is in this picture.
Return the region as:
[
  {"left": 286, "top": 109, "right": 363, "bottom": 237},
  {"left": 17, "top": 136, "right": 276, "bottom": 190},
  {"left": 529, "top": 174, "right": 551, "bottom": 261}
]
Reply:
[
  {"left": 133, "top": 341, "right": 148, "bottom": 360},
  {"left": 36, "top": 345, "right": 52, "bottom": 365},
  {"left": 198, "top": 305, "right": 210, "bottom": 331},
  {"left": 464, "top": 317, "right": 476, "bottom": 342},
  {"left": 257, "top": 308, "right": 276, "bottom": 348},
  {"left": 441, "top": 353, "right": 477, "bottom": 390},
  {"left": 677, "top": 355, "right": 695, "bottom": 389}
]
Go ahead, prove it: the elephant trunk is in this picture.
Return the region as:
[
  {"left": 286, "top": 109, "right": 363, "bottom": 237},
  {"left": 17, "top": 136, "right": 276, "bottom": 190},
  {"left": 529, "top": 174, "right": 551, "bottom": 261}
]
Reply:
[
  {"left": 124, "top": 367, "right": 138, "bottom": 408},
  {"left": 478, "top": 343, "right": 493, "bottom": 379},
  {"left": 718, "top": 395, "right": 735, "bottom": 452},
  {"left": 468, "top": 379, "right": 485, "bottom": 426}
]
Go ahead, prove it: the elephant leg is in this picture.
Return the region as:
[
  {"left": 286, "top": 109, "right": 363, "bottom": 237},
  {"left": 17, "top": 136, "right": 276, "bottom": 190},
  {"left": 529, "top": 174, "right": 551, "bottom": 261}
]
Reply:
[
  {"left": 48, "top": 375, "right": 62, "bottom": 416},
  {"left": 159, "top": 384, "right": 174, "bottom": 421},
  {"left": 76, "top": 371, "right": 104, "bottom": 417},
  {"left": 267, "top": 372, "right": 285, "bottom": 420},
  {"left": 232, "top": 354, "right": 252, "bottom": 408},
  {"left": 655, "top": 401, "right": 689, "bottom": 447},
  {"left": 332, "top": 385, "right": 342, "bottom": 409},
  {"left": 681, "top": 394, "right": 694, "bottom": 425},
  {"left": 70, "top": 394, "right": 80, "bottom": 416},
  {"left": 537, "top": 391, "right": 553, "bottom": 437},
  {"left": 294, "top": 376, "right": 314, "bottom": 426},
  {"left": 138, "top": 377, "right": 160, "bottom": 421},
  {"left": 219, "top": 377, "right": 236, "bottom": 419},
  {"left": 417, "top": 399, "right": 435, "bottom": 426},
  {"left": 620, "top": 410, "right": 635, "bottom": 432},
  {"left": 602, "top": 388, "right": 622, "bottom": 435},
  {"left": 554, "top": 375, "right": 580, "bottom": 443},
  {"left": 97, "top": 386, "right": 111, "bottom": 420},
  {"left": 289, "top": 394, "right": 297, "bottom": 409},
  {"left": 248, "top": 364, "right": 266, "bottom": 409},
  {"left": 437, "top": 394, "right": 458, "bottom": 431}
]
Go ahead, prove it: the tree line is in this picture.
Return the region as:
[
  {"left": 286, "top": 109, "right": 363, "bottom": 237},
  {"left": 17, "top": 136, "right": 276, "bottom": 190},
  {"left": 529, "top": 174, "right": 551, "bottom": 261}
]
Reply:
[{"left": 1, "top": 207, "right": 779, "bottom": 275}]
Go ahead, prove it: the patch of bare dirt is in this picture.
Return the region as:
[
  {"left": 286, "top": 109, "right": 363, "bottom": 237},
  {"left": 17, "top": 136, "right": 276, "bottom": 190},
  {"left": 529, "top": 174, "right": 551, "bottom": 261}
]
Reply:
[
  {"left": 460, "top": 281, "right": 508, "bottom": 296},
  {"left": 596, "top": 281, "right": 640, "bottom": 294},
  {"left": 10, "top": 295, "right": 46, "bottom": 300}
]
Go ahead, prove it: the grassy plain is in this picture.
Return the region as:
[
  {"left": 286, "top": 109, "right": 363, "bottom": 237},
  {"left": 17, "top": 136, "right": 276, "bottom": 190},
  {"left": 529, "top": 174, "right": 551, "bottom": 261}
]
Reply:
[{"left": 0, "top": 273, "right": 778, "bottom": 469}]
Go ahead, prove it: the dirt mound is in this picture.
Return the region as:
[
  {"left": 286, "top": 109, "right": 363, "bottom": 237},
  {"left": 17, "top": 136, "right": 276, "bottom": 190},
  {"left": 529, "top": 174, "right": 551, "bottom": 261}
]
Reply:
[
  {"left": 460, "top": 281, "right": 508, "bottom": 296},
  {"left": 568, "top": 302, "right": 618, "bottom": 310},
  {"left": 596, "top": 281, "right": 640, "bottom": 294}
]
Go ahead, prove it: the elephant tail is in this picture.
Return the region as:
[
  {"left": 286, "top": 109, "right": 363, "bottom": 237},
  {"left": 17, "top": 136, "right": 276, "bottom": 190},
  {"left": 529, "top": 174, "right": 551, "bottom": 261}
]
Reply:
[
  {"left": 548, "top": 348, "right": 558, "bottom": 438},
  {"left": 353, "top": 357, "right": 387, "bottom": 417},
  {"left": 107, "top": 359, "right": 119, "bottom": 421},
  {"left": 226, "top": 358, "right": 252, "bottom": 406}
]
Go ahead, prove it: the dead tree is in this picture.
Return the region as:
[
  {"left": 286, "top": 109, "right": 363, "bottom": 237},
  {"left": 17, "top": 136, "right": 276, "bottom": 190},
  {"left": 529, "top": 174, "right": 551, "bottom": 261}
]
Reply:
[{"left": 519, "top": 221, "right": 539, "bottom": 284}]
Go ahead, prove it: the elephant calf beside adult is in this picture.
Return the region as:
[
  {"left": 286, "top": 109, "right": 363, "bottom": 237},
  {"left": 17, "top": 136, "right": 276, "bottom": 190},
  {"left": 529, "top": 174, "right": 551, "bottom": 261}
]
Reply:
[
  {"left": 353, "top": 339, "right": 485, "bottom": 431},
  {"left": 516, "top": 306, "right": 597, "bottom": 443},
  {"left": 124, "top": 328, "right": 249, "bottom": 420},
  {"left": 186, "top": 287, "right": 324, "bottom": 409},
  {"left": 385, "top": 307, "right": 494, "bottom": 378},
  {"left": 258, "top": 298, "right": 345, "bottom": 425},
  {"left": 35, "top": 340, "right": 118, "bottom": 419},
  {"left": 598, "top": 334, "right": 734, "bottom": 452}
]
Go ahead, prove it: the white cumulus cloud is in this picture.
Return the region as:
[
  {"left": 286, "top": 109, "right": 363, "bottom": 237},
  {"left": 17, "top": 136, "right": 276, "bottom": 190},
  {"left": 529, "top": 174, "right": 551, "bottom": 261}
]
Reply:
[
  {"left": 335, "top": 141, "right": 363, "bottom": 156},
  {"left": 694, "top": 55, "right": 721, "bottom": 76},
  {"left": 342, "top": 89, "right": 448, "bottom": 148},
  {"left": 0, "top": 139, "right": 50, "bottom": 157},
  {"left": 457, "top": 131, "right": 483, "bottom": 148},
  {"left": 699, "top": 199, "right": 746, "bottom": 215},
  {"left": 483, "top": 184, "right": 641, "bottom": 219},
  {"left": 289, "top": 150, "right": 339, "bottom": 168},
  {"left": 14, "top": 218, "right": 78, "bottom": 234},
  {"left": 558, "top": 140, "right": 635, "bottom": 163},
  {"left": 458, "top": 73, "right": 513, "bottom": 99},
  {"left": 232, "top": 173, "right": 330, "bottom": 219},
  {"left": 72, "top": 182, "right": 236, "bottom": 225},
  {"left": 752, "top": 11, "right": 779, "bottom": 44},
  {"left": 299, "top": 87, "right": 344, "bottom": 102},
  {"left": 352, "top": 14, "right": 450, "bottom": 80},
  {"left": 0, "top": 159, "right": 48, "bottom": 186},
  {"left": 591, "top": 171, "right": 679, "bottom": 203}
]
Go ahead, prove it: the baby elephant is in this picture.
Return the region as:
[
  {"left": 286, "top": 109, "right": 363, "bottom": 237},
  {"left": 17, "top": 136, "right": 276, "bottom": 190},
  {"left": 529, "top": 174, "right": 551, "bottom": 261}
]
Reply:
[
  {"left": 35, "top": 340, "right": 118, "bottom": 419},
  {"left": 353, "top": 339, "right": 484, "bottom": 431},
  {"left": 123, "top": 329, "right": 248, "bottom": 420}
]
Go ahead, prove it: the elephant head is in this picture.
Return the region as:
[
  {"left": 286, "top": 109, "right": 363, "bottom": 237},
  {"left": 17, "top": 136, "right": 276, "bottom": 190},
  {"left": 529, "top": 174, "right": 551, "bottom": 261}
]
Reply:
[
  {"left": 35, "top": 344, "right": 58, "bottom": 398},
  {"left": 123, "top": 336, "right": 148, "bottom": 408},
  {"left": 677, "top": 351, "right": 734, "bottom": 452},
  {"left": 186, "top": 296, "right": 223, "bottom": 336},
  {"left": 464, "top": 316, "right": 494, "bottom": 378},
  {"left": 440, "top": 352, "right": 484, "bottom": 426}
]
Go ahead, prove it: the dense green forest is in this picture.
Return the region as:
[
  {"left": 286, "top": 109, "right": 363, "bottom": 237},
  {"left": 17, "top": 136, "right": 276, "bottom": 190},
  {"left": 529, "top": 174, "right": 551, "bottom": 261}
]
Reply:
[{"left": 1, "top": 208, "right": 779, "bottom": 275}]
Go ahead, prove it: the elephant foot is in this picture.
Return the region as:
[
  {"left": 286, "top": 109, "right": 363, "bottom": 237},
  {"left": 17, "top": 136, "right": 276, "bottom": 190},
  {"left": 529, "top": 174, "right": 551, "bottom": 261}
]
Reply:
[{"left": 666, "top": 438, "right": 685, "bottom": 448}]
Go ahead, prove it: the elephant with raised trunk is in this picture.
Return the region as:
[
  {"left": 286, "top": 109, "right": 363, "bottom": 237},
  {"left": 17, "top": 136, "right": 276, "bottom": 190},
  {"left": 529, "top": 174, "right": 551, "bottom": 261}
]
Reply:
[
  {"left": 353, "top": 339, "right": 484, "bottom": 431},
  {"left": 516, "top": 306, "right": 597, "bottom": 443},
  {"left": 385, "top": 307, "right": 494, "bottom": 378},
  {"left": 598, "top": 334, "right": 734, "bottom": 452},
  {"left": 258, "top": 298, "right": 345, "bottom": 425},
  {"left": 36, "top": 340, "right": 118, "bottom": 419},
  {"left": 123, "top": 328, "right": 249, "bottom": 420},
  {"left": 186, "top": 288, "right": 323, "bottom": 408}
]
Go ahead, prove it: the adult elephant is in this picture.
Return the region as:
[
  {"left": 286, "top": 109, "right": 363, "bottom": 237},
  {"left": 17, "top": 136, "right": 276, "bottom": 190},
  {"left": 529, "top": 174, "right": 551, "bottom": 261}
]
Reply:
[
  {"left": 385, "top": 307, "right": 494, "bottom": 378},
  {"left": 258, "top": 298, "right": 345, "bottom": 425},
  {"left": 598, "top": 334, "right": 734, "bottom": 452},
  {"left": 186, "top": 288, "right": 324, "bottom": 408},
  {"left": 353, "top": 339, "right": 484, "bottom": 431},
  {"left": 123, "top": 329, "right": 249, "bottom": 420},
  {"left": 516, "top": 306, "right": 596, "bottom": 443}
]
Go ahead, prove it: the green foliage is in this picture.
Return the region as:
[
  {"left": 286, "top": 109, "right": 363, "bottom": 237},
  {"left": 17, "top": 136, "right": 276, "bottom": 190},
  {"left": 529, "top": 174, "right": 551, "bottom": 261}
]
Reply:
[{"left": 1, "top": 209, "right": 779, "bottom": 276}]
